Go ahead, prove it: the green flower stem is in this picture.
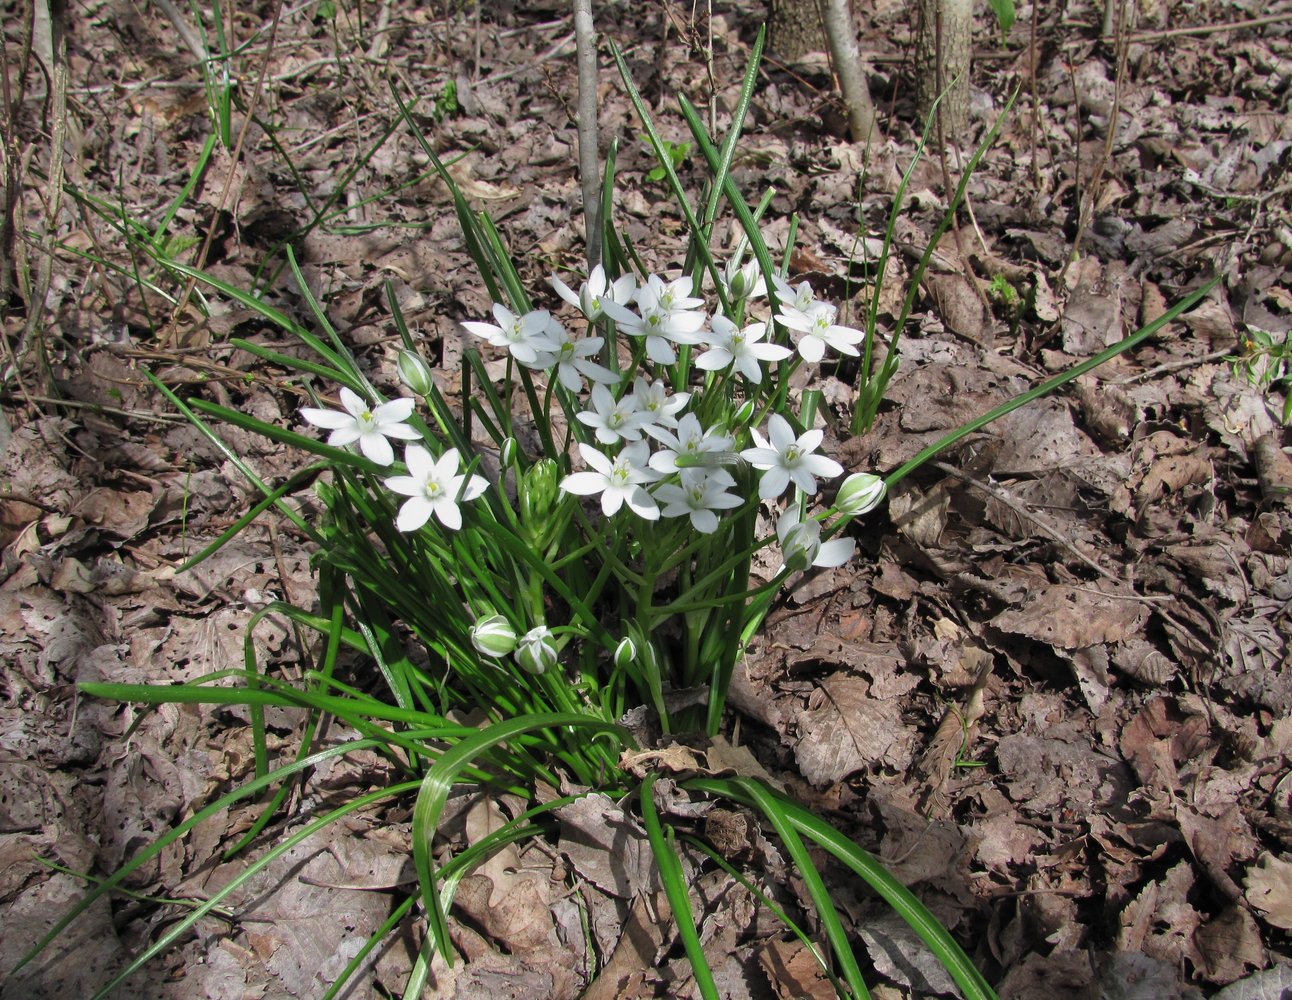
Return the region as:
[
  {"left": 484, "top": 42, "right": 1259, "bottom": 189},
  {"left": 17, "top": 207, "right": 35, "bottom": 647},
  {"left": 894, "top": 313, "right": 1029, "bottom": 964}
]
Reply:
[
  {"left": 688, "top": 777, "right": 1001, "bottom": 1000},
  {"left": 654, "top": 529, "right": 780, "bottom": 617}
]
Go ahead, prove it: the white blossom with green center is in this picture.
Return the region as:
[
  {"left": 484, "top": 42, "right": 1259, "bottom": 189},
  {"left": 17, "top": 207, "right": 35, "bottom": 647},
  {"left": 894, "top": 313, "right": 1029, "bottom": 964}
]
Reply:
[
  {"left": 461, "top": 303, "right": 558, "bottom": 365},
  {"left": 550, "top": 265, "right": 637, "bottom": 323},
  {"left": 384, "top": 445, "right": 488, "bottom": 532},
  {"left": 646, "top": 414, "right": 734, "bottom": 474},
  {"left": 600, "top": 273, "right": 706, "bottom": 365},
  {"left": 299, "top": 386, "right": 419, "bottom": 466},
  {"left": 777, "top": 301, "right": 864, "bottom": 363},
  {"left": 654, "top": 468, "right": 742, "bottom": 534},
  {"left": 577, "top": 383, "right": 652, "bottom": 445},
  {"left": 625, "top": 376, "right": 689, "bottom": 435},
  {"left": 741, "top": 414, "right": 844, "bottom": 499},
  {"left": 695, "top": 315, "right": 792, "bottom": 383},
  {"left": 559, "top": 441, "right": 659, "bottom": 519}
]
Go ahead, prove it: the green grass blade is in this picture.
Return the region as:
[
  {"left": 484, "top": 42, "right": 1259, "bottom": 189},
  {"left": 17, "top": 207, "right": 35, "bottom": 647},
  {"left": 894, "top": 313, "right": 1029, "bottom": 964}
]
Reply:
[
  {"left": 78, "top": 679, "right": 476, "bottom": 733},
  {"left": 13, "top": 737, "right": 391, "bottom": 975},
  {"left": 185, "top": 396, "right": 394, "bottom": 475},
  {"left": 883, "top": 275, "right": 1222, "bottom": 490},
  {"left": 688, "top": 777, "right": 999, "bottom": 1000},
  {"left": 413, "top": 715, "right": 630, "bottom": 965},
  {"left": 609, "top": 40, "right": 719, "bottom": 298},
  {"left": 86, "top": 780, "right": 422, "bottom": 1000},
  {"left": 229, "top": 337, "right": 365, "bottom": 391},
  {"left": 697, "top": 25, "right": 765, "bottom": 233},
  {"left": 390, "top": 83, "right": 504, "bottom": 304},
  {"left": 734, "top": 778, "right": 870, "bottom": 998},
  {"left": 144, "top": 373, "right": 321, "bottom": 543},
  {"left": 683, "top": 834, "right": 845, "bottom": 996},
  {"left": 639, "top": 773, "right": 719, "bottom": 1000},
  {"left": 178, "top": 463, "right": 323, "bottom": 572}
]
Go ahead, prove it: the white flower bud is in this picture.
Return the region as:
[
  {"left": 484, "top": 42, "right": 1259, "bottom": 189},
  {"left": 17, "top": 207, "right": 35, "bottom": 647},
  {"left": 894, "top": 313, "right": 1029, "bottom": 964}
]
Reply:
[
  {"left": 780, "top": 518, "right": 822, "bottom": 574},
  {"left": 515, "top": 625, "right": 558, "bottom": 675},
  {"left": 470, "top": 614, "right": 517, "bottom": 658},
  {"left": 834, "top": 473, "right": 886, "bottom": 517},
  {"left": 614, "top": 636, "right": 637, "bottom": 671},
  {"left": 731, "top": 399, "right": 757, "bottom": 427},
  {"left": 396, "top": 349, "right": 434, "bottom": 396}
]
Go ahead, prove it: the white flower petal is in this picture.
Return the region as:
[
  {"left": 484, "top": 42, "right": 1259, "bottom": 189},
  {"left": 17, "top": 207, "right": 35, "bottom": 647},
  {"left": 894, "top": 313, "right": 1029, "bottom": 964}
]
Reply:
[
  {"left": 373, "top": 397, "right": 415, "bottom": 422},
  {"left": 338, "top": 386, "right": 367, "bottom": 416},
  {"left": 434, "top": 497, "right": 462, "bottom": 530},
  {"left": 767, "top": 415, "right": 795, "bottom": 451},
  {"left": 561, "top": 471, "right": 609, "bottom": 496},
  {"left": 358, "top": 433, "right": 395, "bottom": 466},
  {"left": 814, "top": 538, "right": 856, "bottom": 568},
  {"left": 758, "top": 466, "right": 791, "bottom": 499},
  {"left": 326, "top": 427, "right": 362, "bottom": 447},
  {"left": 300, "top": 407, "right": 355, "bottom": 430},
  {"left": 396, "top": 497, "right": 433, "bottom": 532},
  {"left": 383, "top": 474, "right": 421, "bottom": 497}
]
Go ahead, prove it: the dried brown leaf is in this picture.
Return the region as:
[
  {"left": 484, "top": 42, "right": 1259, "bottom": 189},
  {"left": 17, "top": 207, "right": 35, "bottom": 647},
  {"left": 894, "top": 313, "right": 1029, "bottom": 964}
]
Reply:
[{"left": 1244, "top": 853, "right": 1292, "bottom": 931}]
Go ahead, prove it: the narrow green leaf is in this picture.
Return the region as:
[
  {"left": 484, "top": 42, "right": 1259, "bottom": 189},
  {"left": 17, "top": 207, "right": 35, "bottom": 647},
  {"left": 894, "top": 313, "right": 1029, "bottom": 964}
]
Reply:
[
  {"left": 640, "top": 773, "right": 720, "bottom": 1000},
  {"left": 413, "top": 715, "right": 629, "bottom": 965}
]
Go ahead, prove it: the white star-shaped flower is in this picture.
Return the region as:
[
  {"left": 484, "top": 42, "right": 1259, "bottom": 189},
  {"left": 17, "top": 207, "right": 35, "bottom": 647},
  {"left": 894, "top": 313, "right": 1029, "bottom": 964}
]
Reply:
[
  {"left": 778, "top": 301, "right": 864, "bottom": 363},
  {"left": 654, "top": 468, "right": 743, "bottom": 534},
  {"left": 771, "top": 275, "right": 820, "bottom": 316},
  {"left": 542, "top": 317, "right": 617, "bottom": 391},
  {"left": 576, "top": 383, "right": 652, "bottom": 445},
  {"left": 625, "top": 377, "right": 689, "bottom": 435},
  {"left": 461, "top": 304, "right": 558, "bottom": 366},
  {"left": 384, "top": 445, "right": 488, "bottom": 531},
  {"left": 740, "top": 414, "right": 844, "bottom": 499},
  {"left": 600, "top": 274, "right": 706, "bottom": 365},
  {"left": 646, "top": 413, "right": 735, "bottom": 474},
  {"left": 299, "top": 386, "right": 419, "bottom": 466},
  {"left": 694, "top": 316, "right": 793, "bottom": 383},
  {"left": 559, "top": 441, "right": 659, "bottom": 520},
  {"left": 550, "top": 265, "right": 637, "bottom": 323}
]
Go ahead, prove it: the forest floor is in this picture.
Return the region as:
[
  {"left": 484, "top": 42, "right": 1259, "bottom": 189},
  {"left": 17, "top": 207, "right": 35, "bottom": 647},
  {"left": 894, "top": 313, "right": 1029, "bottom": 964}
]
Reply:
[{"left": 2, "top": 0, "right": 1291, "bottom": 997}]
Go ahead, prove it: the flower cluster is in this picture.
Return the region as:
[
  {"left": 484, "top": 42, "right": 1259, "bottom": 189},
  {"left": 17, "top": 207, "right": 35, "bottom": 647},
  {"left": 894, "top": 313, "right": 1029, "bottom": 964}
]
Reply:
[
  {"left": 300, "top": 390, "right": 488, "bottom": 532},
  {"left": 298, "top": 257, "right": 880, "bottom": 576}
]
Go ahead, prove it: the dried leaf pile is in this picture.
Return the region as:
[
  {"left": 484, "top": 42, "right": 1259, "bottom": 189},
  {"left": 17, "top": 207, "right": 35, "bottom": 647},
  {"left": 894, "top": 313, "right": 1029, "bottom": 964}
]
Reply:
[{"left": 1, "top": 0, "right": 1290, "bottom": 997}]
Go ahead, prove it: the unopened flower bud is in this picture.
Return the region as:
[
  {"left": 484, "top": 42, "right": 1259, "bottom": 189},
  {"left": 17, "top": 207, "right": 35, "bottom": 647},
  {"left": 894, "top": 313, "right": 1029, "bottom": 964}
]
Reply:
[
  {"left": 515, "top": 625, "right": 558, "bottom": 675},
  {"left": 614, "top": 635, "right": 637, "bottom": 671},
  {"left": 726, "top": 259, "right": 764, "bottom": 301},
  {"left": 731, "top": 399, "right": 757, "bottom": 427},
  {"left": 499, "top": 437, "right": 519, "bottom": 469},
  {"left": 776, "top": 509, "right": 855, "bottom": 573},
  {"left": 396, "top": 349, "right": 434, "bottom": 396},
  {"left": 780, "top": 519, "right": 821, "bottom": 574},
  {"left": 470, "top": 614, "right": 517, "bottom": 658},
  {"left": 834, "top": 473, "right": 886, "bottom": 517},
  {"left": 520, "top": 458, "right": 560, "bottom": 524}
]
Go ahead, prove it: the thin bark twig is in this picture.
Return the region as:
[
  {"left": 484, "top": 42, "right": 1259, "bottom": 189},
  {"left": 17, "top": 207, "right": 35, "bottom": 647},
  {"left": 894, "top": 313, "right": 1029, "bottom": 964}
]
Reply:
[{"left": 572, "top": 0, "right": 601, "bottom": 269}]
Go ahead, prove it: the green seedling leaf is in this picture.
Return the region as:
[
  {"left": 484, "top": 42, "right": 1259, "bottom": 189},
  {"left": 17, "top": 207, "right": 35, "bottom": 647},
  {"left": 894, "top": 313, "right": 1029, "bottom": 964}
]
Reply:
[{"left": 884, "top": 275, "right": 1222, "bottom": 490}]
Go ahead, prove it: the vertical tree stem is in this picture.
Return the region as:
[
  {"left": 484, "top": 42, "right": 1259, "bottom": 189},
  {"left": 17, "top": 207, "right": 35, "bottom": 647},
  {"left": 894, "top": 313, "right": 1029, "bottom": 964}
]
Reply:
[
  {"left": 572, "top": 0, "right": 602, "bottom": 269},
  {"left": 820, "top": 0, "right": 876, "bottom": 142}
]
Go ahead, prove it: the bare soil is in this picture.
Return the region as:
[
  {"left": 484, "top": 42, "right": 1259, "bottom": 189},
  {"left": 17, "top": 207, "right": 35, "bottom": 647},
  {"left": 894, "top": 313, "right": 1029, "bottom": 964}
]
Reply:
[{"left": 2, "top": 1, "right": 1291, "bottom": 998}]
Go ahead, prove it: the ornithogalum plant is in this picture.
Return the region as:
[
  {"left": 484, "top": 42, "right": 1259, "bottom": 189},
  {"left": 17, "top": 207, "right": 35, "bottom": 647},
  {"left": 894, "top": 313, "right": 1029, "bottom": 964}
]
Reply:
[{"left": 23, "top": 23, "right": 1220, "bottom": 1000}]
